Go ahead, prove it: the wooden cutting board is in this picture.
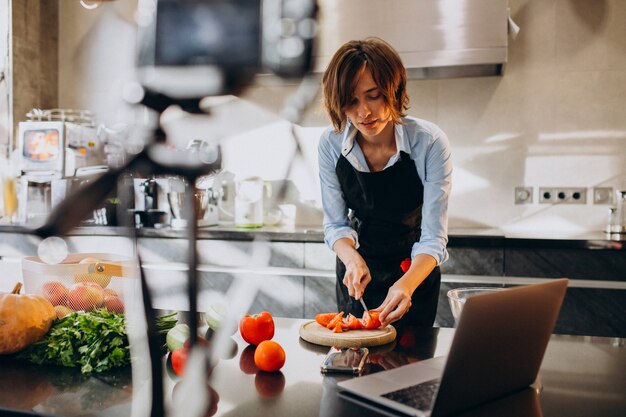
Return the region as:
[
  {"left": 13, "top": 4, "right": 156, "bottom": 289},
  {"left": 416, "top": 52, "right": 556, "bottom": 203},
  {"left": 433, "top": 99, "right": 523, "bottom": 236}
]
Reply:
[{"left": 299, "top": 321, "right": 397, "bottom": 348}]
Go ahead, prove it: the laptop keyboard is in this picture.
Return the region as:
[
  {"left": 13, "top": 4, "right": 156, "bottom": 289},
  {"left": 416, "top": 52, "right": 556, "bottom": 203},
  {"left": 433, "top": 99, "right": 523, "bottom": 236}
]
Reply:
[{"left": 381, "top": 378, "right": 441, "bottom": 411}]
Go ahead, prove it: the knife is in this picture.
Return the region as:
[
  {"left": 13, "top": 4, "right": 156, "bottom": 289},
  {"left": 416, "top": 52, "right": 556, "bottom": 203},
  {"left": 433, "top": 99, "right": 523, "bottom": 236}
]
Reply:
[{"left": 358, "top": 297, "right": 371, "bottom": 319}]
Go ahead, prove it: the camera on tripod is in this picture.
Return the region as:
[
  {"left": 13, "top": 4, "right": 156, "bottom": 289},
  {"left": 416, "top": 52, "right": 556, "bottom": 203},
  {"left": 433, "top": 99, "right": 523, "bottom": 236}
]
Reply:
[{"left": 136, "top": 0, "right": 318, "bottom": 100}]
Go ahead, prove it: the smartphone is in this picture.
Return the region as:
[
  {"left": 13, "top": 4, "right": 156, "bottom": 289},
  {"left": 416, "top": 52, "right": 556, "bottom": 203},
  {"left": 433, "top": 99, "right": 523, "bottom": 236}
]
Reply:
[{"left": 321, "top": 347, "right": 369, "bottom": 374}]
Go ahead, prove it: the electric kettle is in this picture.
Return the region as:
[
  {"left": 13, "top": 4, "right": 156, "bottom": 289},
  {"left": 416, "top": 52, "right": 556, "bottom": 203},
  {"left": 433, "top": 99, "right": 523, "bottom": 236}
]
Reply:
[{"left": 235, "top": 176, "right": 267, "bottom": 228}]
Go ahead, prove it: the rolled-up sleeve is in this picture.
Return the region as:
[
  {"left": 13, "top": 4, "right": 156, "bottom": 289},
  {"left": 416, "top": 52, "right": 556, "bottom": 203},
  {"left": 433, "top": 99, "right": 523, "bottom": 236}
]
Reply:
[
  {"left": 318, "top": 132, "right": 359, "bottom": 251},
  {"left": 412, "top": 129, "right": 452, "bottom": 265}
]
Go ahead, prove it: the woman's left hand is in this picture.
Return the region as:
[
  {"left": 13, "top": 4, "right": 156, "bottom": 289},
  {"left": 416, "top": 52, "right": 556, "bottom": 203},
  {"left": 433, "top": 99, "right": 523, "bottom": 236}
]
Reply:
[{"left": 377, "top": 281, "right": 413, "bottom": 326}]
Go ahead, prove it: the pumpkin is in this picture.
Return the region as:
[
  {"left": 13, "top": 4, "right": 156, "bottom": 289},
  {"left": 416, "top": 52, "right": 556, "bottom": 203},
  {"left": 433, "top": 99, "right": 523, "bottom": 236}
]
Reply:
[{"left": 0, "top": 282, "right": 56, "bottom": 355}]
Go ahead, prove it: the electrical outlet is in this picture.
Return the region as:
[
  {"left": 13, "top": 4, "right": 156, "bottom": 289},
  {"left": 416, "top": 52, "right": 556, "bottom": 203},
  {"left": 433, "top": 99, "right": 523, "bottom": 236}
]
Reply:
[
  {"left": 538, "top": 187, "right": 587, "bottom": 204},
  {"left": 593, "top": 187, "right": 613, "bottom": 205},
  {"left": 514, "top": 186, "right": 533, "bottom": 204}
]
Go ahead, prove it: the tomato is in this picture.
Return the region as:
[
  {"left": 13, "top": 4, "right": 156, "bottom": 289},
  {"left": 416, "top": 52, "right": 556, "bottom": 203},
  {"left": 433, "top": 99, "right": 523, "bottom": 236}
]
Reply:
[
  {"left": 400, "top": 258, "right": 412, "bottom": 273},
  {"left": 171, "top": 348, "right": 188, "bottom": 376},
  {"left": 362, "top": 310, "right": 382, "bottom": 329},
  {"left": 345, "top": 313, "right": 363, "bottom": 330},
  {"left": 332, "top": 322, "right": 344, "bottom": 333},
  {"left": 254, "top": 340, "right": 286, "bottom": 372},
  {"left": 239, "top": 312, "right": 275, "bottom": 346},
  {"left": 171, "top": 338, "right": 211, "bottom": 377},
  {"left": 325, "top": 312, "right": 344, "bottom": 330},
  {"left": 315, "top": 312, "right": 338, "bottom": 327}
]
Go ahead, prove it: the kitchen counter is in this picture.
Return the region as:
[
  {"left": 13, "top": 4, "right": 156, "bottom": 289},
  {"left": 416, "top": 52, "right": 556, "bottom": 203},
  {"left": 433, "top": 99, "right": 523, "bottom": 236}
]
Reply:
[
  {"left": 1, "top": 224, "right": 625, "bottom": 338},
  {"left": 1, "top": 223, "right": 624, "bottom": 250},
  {"left": 0, "top": 318, "right": 624, "bottom": 417}
]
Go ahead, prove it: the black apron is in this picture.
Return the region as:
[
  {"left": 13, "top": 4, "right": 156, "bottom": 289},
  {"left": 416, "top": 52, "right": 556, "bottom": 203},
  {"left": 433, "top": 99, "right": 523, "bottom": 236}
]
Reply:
[{"left": 335, "top": 150, "right": 440, "bottom": 329}]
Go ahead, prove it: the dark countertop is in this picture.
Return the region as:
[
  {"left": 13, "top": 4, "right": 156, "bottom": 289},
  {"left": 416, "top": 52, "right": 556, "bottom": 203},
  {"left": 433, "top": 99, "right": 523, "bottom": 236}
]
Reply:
[
  {"left": 0, "top": 318, "right": 624, "bottom": 417},
  {"left": 1, "top": 223, "right": 625, "bottom": 250}
]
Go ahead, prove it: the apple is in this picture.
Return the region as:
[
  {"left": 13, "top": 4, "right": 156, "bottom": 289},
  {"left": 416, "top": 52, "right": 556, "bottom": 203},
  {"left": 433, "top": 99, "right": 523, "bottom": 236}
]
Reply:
[
  {"left": 54, "top": 305, "right": 74, "bottom": 319},
  {"left": 41, "top": 281, "right": 69, "bottom": 306},
  {"left": 103, "top": 288, "right": 118, "bottom": 297},
  {"left": 75, "top": 257, "right": 111, "bottom": 288},
  {"left": 74, "top": 273, "right": 111, "bottom": 288},
  {"left": 103, "top": 295, "right": 125, "bottom": 313},
  {"left": 68, "top": 282, "right": 105, "bottom": 311},
  {"left": 79, "top": 257, "right": 101, "bottom": 264}
]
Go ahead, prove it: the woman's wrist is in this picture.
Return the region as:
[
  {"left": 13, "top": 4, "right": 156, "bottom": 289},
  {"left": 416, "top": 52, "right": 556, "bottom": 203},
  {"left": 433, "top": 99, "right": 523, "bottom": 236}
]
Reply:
[{"left": 333, "top": 237, "right": 361, "bottom": 265}]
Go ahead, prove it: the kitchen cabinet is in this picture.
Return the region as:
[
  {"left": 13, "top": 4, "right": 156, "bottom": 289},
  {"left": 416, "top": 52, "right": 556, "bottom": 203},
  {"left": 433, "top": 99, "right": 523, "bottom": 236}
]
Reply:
[
  {"left": 137, "top": 237, "right": 309, "bottom": 317},
  {"left": 438, "top": 244, "right": 626, "bottom": 336}
]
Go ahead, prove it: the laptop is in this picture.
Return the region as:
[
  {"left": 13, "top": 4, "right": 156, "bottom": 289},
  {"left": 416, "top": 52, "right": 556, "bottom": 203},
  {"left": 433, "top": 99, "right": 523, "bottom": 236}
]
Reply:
[{"left": 337, "top": 278, "right": 568, "bottom": 417}]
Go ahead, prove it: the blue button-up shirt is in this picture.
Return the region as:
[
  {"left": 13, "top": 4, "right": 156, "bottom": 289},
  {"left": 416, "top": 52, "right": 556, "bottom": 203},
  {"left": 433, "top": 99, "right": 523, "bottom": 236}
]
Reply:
[{"left": 318, "top": 116, "right": 452, "bottom": 265}]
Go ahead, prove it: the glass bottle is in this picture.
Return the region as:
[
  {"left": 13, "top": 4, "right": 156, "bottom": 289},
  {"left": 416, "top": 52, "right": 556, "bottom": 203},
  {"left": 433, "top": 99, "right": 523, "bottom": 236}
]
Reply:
[
  {"left": 607, "top": 207, "right": 617, "bottom": 233},
  {"left": 615, "top": 190, "right": 626, "bottom": 234},
  {"left": 1, "top": 163, "right": 18, "bottom": 224}
]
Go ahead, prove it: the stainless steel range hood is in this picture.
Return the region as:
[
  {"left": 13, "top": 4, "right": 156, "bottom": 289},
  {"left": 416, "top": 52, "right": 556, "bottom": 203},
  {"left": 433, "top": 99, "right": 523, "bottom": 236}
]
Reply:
[{"left": 313, "top": 0, "right": 512, "bottom": 79}]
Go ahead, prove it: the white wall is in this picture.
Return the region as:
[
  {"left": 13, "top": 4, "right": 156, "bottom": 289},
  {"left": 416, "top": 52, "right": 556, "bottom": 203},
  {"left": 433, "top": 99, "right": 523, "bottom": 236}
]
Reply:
[{"left": 58, "top": 0, "right": 626, "bottom": 235}]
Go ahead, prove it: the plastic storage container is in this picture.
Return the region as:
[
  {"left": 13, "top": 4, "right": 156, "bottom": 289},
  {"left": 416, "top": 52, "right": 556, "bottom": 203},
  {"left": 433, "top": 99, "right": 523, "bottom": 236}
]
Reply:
[{"left": 22, "top": 252, "right": 138, "bottom": 315}]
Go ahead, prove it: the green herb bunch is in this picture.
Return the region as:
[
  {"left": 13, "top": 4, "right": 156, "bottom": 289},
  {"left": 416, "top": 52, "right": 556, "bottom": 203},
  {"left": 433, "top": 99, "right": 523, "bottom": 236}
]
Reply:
[{"left": 20, "top": 310, "right": 177, "bottom": 374}]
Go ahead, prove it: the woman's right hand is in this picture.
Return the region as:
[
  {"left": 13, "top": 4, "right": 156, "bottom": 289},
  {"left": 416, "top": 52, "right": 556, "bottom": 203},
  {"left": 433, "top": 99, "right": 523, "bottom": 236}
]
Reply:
[
  {"left": 342, "top": 256, "right": 371, "bottom": 300},
  {"left": 333, "top": 237, "right": 371, "bottom": 300}
]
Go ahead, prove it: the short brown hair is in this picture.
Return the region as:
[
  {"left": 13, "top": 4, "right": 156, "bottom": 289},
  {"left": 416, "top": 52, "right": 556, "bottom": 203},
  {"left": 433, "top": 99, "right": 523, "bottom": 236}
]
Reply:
[{"left": 322, "top": 37, "right": 409, "bottom": 132}]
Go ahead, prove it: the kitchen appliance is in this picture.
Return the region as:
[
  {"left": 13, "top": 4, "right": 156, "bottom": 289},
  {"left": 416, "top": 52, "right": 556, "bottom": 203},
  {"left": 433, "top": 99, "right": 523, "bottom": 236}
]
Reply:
[
  {"left": 133, "top": 177, "right": 173, "bottom": 228},
  {"left": 17, "top": 172, "right": 61, "bottom": 225},
  {"left": 235, "top": 176, "right": 268, "bottom": 228},
  {"left": 14, "top": 110, "right": 108, "bottom": 224},
  {"left": 166, "top": 185, "right": 220, "bottom": 229},
  {"left": 195, "top": 188, "right": 219, "bottom": 227},
  {"left": 18, "top": 109, "right": 106, "bottom": 177},
  {"left": 195, "top": 174, "right": 220, "bottom": 227}
]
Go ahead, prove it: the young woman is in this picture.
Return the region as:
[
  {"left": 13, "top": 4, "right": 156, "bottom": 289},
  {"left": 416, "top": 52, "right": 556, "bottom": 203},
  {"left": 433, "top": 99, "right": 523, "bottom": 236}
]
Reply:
[{"left": 318, "top": 37, "right": 452, "bottom": 329}]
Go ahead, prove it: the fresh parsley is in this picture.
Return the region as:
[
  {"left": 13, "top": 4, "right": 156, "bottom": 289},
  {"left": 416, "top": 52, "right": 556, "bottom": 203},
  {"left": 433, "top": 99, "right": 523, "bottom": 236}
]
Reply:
[{"left": 19, "top": 310, "right": 177, "bottom": 374}]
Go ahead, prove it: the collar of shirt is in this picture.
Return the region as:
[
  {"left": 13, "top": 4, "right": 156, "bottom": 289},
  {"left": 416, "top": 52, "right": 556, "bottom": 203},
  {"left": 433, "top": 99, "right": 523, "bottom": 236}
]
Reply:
[{"left": 340, "top": 121, "right": 411, "bottom": 172}]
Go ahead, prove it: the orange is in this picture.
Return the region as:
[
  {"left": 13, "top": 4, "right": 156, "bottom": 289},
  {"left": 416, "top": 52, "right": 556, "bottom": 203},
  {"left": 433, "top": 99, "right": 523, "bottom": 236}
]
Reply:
[{"left": 253, "top": 340, "right": 286, "bottom": 372}]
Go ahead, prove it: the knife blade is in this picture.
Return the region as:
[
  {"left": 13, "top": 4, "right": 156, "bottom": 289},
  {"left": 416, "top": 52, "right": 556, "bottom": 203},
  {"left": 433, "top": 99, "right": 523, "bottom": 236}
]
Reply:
[{"left": 359, "top": 297, "right": 371, "bottom": 319}]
